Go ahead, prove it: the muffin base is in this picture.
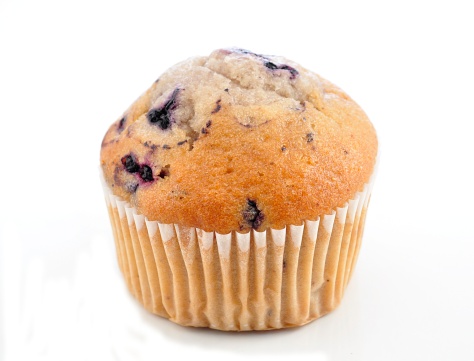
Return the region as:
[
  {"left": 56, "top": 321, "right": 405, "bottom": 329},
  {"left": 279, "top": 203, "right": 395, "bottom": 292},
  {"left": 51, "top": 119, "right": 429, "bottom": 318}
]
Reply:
[{"left": 101, "top": 175, "right": 374, "bottom": 331}]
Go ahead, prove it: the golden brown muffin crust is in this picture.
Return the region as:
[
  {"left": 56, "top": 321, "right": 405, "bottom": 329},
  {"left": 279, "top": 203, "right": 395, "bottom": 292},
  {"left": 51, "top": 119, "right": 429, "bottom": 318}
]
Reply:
[{"left": 100, "top": 49, "right": 377, "bottom": 234}]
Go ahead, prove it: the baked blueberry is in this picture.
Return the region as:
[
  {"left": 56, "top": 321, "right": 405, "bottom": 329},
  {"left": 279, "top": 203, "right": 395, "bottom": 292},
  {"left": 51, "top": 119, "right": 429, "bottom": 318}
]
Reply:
[
  {"left": 264, "top": 62, "right": 299, "bottom": 79},
  {"left": 279, "top": 64, "right": 299, "bottom": 79},
  {"left": 126, "top": 182, "right": 139, "bottom": 193},
  {"left": 264, "top": 61, "right": 279, "bottom": 70},
  {"left": 117, "top": 117, "right": 126, "bottom": 133},
  {"left": 212, "top": 100, "right": 221, "bottom": 114},
  {"left": 139, "top": 165, "right": 154, "bottom": 182},
  {"left": 147, "top": 88, "right": 180, "bottom": 130},
  {"left": 243, "top": 199, "right": 264, "bottom": 229},
  {"left": 232, "top": 49, "right": 299, "bottom": 79},
  {"left": 121, "top": 154, "right": 140, "bottom": 173}
]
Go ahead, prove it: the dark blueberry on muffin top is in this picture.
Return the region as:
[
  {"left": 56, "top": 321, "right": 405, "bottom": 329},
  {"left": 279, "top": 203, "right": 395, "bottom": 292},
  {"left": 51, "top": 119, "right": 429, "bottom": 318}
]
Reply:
[
  {"left": 121, "top": 154, "right": 140, "bottom": 173},
  {"left": 147, "top": 88, "right": 181, "bottom": 130},
  {"left": 139, "top": 165, "right": 154, "bottom": 182}
]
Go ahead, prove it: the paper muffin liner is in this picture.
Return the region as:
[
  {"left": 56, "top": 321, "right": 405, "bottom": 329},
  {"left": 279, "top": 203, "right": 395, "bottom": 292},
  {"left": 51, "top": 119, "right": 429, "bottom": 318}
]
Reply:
[{"left": 100, "top": 172, "right": 375, "bottom": 331}]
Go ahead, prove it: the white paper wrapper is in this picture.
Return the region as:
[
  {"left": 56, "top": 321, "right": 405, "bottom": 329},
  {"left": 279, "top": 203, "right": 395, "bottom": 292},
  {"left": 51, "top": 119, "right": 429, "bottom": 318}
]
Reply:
[{"left": 101, "top": 172, "right": 375, "bottom": 331}]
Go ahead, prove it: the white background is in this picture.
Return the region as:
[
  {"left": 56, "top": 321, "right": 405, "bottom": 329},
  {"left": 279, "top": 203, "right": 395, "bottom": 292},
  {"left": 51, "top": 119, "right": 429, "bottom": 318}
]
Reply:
[{"left": 1, "top": 1, "right": 473, "bottom": 360}]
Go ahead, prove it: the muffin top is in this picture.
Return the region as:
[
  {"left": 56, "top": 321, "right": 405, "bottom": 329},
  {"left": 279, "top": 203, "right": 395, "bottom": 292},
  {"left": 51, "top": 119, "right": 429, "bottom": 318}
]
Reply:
[{"left": 100, "top": 48, "right": 377, "bottom": 234}]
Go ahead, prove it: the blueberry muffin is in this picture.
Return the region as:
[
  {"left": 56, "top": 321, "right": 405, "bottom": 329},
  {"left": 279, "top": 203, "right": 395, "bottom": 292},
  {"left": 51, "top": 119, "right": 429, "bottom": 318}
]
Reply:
[{"left": 100, "top": 48, "right": 378, "bottom": 331}]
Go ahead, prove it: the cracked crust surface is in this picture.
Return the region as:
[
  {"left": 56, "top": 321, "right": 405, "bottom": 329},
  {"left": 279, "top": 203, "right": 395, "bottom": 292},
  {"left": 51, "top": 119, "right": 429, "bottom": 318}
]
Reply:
[{"left": 100, "top": 48, "right": 378, "bottom": 234}]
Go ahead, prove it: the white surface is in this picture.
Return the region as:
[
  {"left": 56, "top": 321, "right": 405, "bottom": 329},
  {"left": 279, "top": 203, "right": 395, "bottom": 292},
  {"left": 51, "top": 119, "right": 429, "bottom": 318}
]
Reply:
[{"left": 1, "top": 1, "right": 474, "bottom": 360}]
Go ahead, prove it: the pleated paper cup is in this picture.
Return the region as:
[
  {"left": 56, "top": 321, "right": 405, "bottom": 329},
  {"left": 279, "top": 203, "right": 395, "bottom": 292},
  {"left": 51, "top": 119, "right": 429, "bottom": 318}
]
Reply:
[{"left": 101, "top": 172, "right": 375, "bottom": 331}]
